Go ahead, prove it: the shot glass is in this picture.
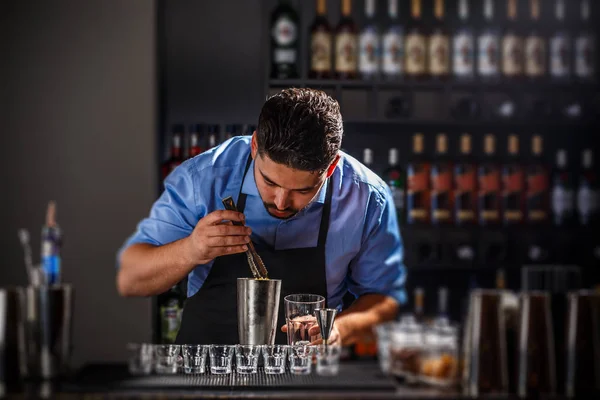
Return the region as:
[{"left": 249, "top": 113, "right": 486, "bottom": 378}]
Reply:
[
  {"left": 182, "top": 344, "right": 209, "bottom": 374},
  {"left": 235, "top": 345, "right": 260, "bottom": 374},
  {"left": 127, "top": 343, "right": 154, "bottom": 375},
  {"left": 209, "top": 345, "right": 234, "bottom": 375},
  {"left": 261, "top": 345, "right": 288, "bottom": 374},
  {"left": 316, "top": 344, "right": 342, "bottom": 376},
  {"left": 289, "top": 344, "right": 314, "bottom": 375},
  {"left": 154, "top": 344, "right": 181, "bottom": 374}
]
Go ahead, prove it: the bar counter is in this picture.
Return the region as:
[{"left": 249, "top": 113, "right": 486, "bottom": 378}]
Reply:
[{"left": 9, "top": 362, "right": 570, "bottom": 399}]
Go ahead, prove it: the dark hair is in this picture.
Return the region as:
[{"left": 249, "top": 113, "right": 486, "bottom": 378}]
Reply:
[{"left": 256, "top": 88, "right": 343, "bottom": 173}]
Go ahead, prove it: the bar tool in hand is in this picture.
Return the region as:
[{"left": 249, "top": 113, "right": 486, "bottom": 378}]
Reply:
[
  {"left": 315, "top": 308, "right": 337, "bottom": 347},
  {"left": 221, "top": 197, "right": 268, "bottom": 279}
]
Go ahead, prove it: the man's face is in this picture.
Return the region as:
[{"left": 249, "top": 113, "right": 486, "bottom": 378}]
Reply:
[{"left": 251, "top": 135, "right": 327, "bottom": 220}]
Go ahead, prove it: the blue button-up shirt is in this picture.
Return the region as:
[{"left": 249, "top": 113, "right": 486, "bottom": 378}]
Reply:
[{"left": 118, "top": 136, "right": 407, "bottom": 309}]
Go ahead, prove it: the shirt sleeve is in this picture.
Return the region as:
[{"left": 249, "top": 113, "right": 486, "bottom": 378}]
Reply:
[
  {"left": 345, "top": 185, "right": 407, "bottom": 305},
  {"left": 116, "top": 161, "right": 200, "bottom": 267}
]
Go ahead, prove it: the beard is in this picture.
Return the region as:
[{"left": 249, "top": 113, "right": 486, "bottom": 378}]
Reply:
[{"left": 263, "top": 202, "right": 299, "bottom": 220}]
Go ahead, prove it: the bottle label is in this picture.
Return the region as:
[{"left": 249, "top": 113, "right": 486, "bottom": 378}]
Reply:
[
  {"left": 527, "top": 172, "right": 549, "bottom": 221},
  {"left": 431, "top": 169, "right": 452, "bottom": 222},
  {"left": 335, "top": 32, "right": 358, "bottom": 73},
  {"left": 272, "top": 16, "right": 297, "bottom": 45},
  {"left": 359, "top": 28, "right": 380, "bottom": 74},
  {"left": 502, "top": 35, "right": 524, "bottom": 76},
  {"left": 550, "top": 34, "right": 571, "bottom": 77},
  {"left": 455, "top": 167, "right": 476, "bottom": 222},
  {"left": 577, "top": 186, "right": 599, "bottom": 222},
  {"left": 405, "top": 33, "right": 427, "bottom": 75},
  {"left": 575, "top": 35, "right": 595, "bottom": 78},
  {"left": 479, "top": 169, "right": 500, "bottom": 221},
  {"left": 408, "top": 168, "right": 429, "bottom": 222},
  {"left": 429, "top": 34, "right": 450, "bottom": 76},
  {"left": 478, "top": 33, "right": 500, "bottom": 76},
  {"left": 453, "top": 32, "right": 474, "bottom": 76},
  {"left": 382, "top": 28, "right": 404, "bottom": 75},
  {"left": 274, "top": 49, "right": 296, "bottom": 64},
  {"left": 525, "top": 35, "right": 546, "bottom": 76},
  {"left": 161, "top": 305, "right": 182, "bottom": 343},
  {"left": 552, "top": 186, "right": 574, "bottom": 216},
  {"left": 311, "top": 31, "right": 332, "bottom": 72},
  {"left": 503, "top": 170, "right": 524, "bottom": 221},
  {"left": 390, "top": 186, "right": 405, "bottom": 210}
]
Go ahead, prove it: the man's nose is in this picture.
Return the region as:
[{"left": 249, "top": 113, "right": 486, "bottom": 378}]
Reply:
[{"left": 274, "top": 189, "right": 290, "bottom": 210}]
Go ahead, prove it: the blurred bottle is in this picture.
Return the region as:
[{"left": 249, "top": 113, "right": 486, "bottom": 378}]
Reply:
[
  {"left": 478, "top": 0, "right": 501, "bottom": 80},
  {"left": 188, "top": 124, "right": 204, "bottom": 159},
  {"left": 270, "top": 0, "right": 299, "bottom": 79},
  {"left": 551, "top": 149, "right": 575, "bottom": 226},
  {"left": 453, "top": 0, "right": 474, "bottom": 80},
  {"left": 414, "top": 287, "right": 425, "bottom": 323},
  {"left": 524, "top": 0, "right": 546, "bottom": 79},
  {"left": 478, "top": 134, "right": 501, "bottom": 225},
  {"left": 431, "top": 133, "right": 453, "bottom": 224},
  {"left": 405, "top": 0, "right": 427, "bottom": 80},
  {"left": 526, "top": 135, "right": 549, "bottom": 224},
  {"left": 502, "top": 135, "right": 525, "bottom": 225},
  {"left": 358, "top": 0, "right": 380, "bottom": 80},
  {"left": 384, "top": 148, "right": 406, "bottom": 224},
  {"left": 335, "top": 0, "right": 358, "bottom": 79},
  {"left": 309, "top": 0, "right": 332, "bottom": 79},
  {"left": 502, "top": 0, "right": 524, "bottom": 79},
  {"left": 382, "top": 0, "right": 404, "bottom": 80},
  {"left": 160, "top": 284, "right": 184, "bottom": 344},
  {"left": 455, "top": 133, "right": 477, "bottom": 225},
  {"left": 407, "top": 133, "right": 430, "bottom": 224},
  {"left": 577, "top": 149, "right": 599, "bottom": 226},
  {"left": 574, "top": 0, "right": 596, "bottom": 81},
  {"left": 162, "top": 124, "right": 184, "bottom": 180},
  {"left": 434, "top": 287, "right": 449, "bottom": 325},
  {"left": 429, "top": 0, "right": 450, "bottom": 80},
  {"left": 207, "top": 125, "right": 219, "bottom": 148},
  {"left": 41, "top": 201, "right": 62, "bottom": 285},
  {"left": 550, "top": 0, "right": 571, "bottom": 80}
]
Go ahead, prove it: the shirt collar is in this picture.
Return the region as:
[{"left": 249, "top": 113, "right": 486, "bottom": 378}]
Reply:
[{"left": 241, "top": 159, "right": 328, "bottom": 204}]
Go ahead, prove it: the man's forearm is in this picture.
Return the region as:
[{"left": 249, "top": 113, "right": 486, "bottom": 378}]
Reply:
[
  {"left": 117, "top": 239, "right": 196, "bottom": 297},
  {"left": 335, "top": 294, "right": 399, "bottom": 346}
]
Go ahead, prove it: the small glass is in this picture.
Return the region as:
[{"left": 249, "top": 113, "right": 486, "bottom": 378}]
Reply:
[
  {"left": 127, "top": 343, "right": 154, "bottom": 375},
  {"left": 289, "top": 344, "right": 314, "bottom": 375},
  {"left": 209, "top": 345, "right": 234, "bottom": 374},
  {"left": 154, "top": 344, "right": 181, "bottom": 374},
  {"left": 261, "top": 345, "right": 288, "bottom": 374},
  {"left": 316, "top": 344, "right": 341, "bottom": 376},
  {"left": 182, "top": 344, "right": 208, "bottom": 374},
  {"left": 419, "top": 321, "right": 459, "bottom": 387},
  {"left": 235, "top": 345, "right": 260, "bottom": 374},
  {"left": 374, "top": 321, "right": 398, "bottom": 374},
  {"left": 390, "top": 315, "right": 424, "bottom": 385},
  {"left": 285, "top": 294, "right": 325, "bottom": 345}
]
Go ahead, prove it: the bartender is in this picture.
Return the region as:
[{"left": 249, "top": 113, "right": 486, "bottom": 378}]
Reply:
[{"left": 117, "top": 88, "right": 406, "bottom": 345}]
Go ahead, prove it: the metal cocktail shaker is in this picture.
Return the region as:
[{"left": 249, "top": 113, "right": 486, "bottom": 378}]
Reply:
[{"left": 237, "top": 278, "right": 281, "bottom": 345}]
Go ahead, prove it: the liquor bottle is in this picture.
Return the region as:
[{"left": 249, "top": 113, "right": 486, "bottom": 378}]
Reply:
[
  {"left": 270, "top": 0, "right": 299, "bottom": 79},
  {"left": 577, "top": 149, "right": 599, "bottom": 226},
  {"left": 160, "top": 284, "right": 184, "bottom": 344},
  {"left": 431, "top": 133, "right": 453, "bottom": 224},
  {"left": 502, "top": 135, "right": 525, "bottom": 225},
  {"left": 429, "top": 0, "right": 450, "bottom": 79},
  {"left": 405, "top": 0, "right": 427, "bottom": 79},
  {"left": 453, "top": 0, "right": 475, "bottom": 79},
  {"left": 495, "top": 268, "right": 506, "bottom": 289},
  {"left": 478, "top": 134, "right": 502, "bottom": 225},
  {"left": 188, "top": 124, "right": 204, "bottom": 159},
  {"left": 310, "top": 0, "right": 332, "bottom": 79},
  {"left": 574, "top": 0, "right": 596, "bottom": 81},
  {"left": 382, "top": 0, "right": 404, "bottom": 80},
  {"left": 524, "top": 0, "right": 546, "bottom": 79},
  {"left": 407, "top": 133, "right": 430, "bottom": 224},
  {"left": 550, "top": 0, "right": 571, "bottom": 80},
  {"left": 335, "top": 0, "right": 358, "bottom": 79},
  {"left": 41, "top": 201, "right": 62, "bottom": 285},
  {"left": 363, "top": 148, "right": 374, "bottom": 169},
  {"left": 207, "top": 125, "right": 219, "bottom": 148},
  {"left": 455, "top": 134, "right": 477, "bottom": 225},
  {"left": 478, "top": 0, "right": 501, "bottom": 80},
  {"left": 551, "top": 149, "right": 575, "bottom": 226},
  {"left": 358, "top": 0, "right": 380, "bottom": 79},
  {"left": 162, "top": 124, "right": 184, "bottom": 180},
  {"left": 526, "top": 135, "right": 549, "bottom": 224},
  {"left": 502, "top": 0, "right": 524, "bottom": 79},
  {"left": 414, "top": 287, "right": 425, "bottom": 323},
  {"left": 385, "top": 148, "right": 406, "bottom": 223}
]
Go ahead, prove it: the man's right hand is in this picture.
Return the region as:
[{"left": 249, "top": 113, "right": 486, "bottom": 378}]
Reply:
[{"left": 185, "top": 210, "right": 251, "bottom": 265}]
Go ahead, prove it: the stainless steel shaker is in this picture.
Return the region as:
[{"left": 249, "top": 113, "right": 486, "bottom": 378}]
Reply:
[{"left": 237, "top": 278, "right": 281, "bottom": 345}]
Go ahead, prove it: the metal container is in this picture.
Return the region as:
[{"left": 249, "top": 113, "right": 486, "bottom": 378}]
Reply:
[
  {"left": 0, "top": 288, "right": 26, "bottom": 394},
  {"left": 237, "top": 278, "right": 281, "bottom": 345}
]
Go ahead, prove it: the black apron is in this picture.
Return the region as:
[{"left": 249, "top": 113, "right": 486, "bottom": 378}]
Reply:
[{"left": 175, "top": 154, "right": 332, "bottom": 345}]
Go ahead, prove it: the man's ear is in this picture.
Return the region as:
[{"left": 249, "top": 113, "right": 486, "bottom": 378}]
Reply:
[
  {"left": 251, "top": 132, "right": 258, "bottom": 159},
  {"left": 325, "top": 154, "right": 341, "bottom": 178}
]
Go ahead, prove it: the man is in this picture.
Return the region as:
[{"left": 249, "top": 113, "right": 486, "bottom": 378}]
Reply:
[{"left": 117, "top": 88, "right": 406, "bottom": 345}]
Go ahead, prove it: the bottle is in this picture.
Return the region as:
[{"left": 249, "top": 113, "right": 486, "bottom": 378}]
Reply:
[
  {"left": 502, "top": 135, "right": 525, "bottom": 225},
  {"left": 551, "top": 149, "right": 575, "bottom": 226},
  {"left": 524, "top": 0, "right": 546, "bottom": 79},
  {"left": 188, "top": 124, "right": 204, "bottom": 159},
  {"left": 309, "top": 0, "right": 332, "bottom": 79},
  {"left": 431, "top": 133, "right": 453, "bottom": 224},
  {"left": 405, "top": 0, "right": 427, "bottom": 79},
  {"left": 335, "top": 0, "right": 358, "bottom": 79},
  {"left": 526, "top": 135, "right": 549, "bottom": 224},
  {"left": 414, "top": 287, "right": 425, "bottom": 323},
  {"left": 363, "top": 147, "right": 374, "bottom": 169},
  {"left": 270, "top": 0, "right": 299, "bottom": 79},
  {"left": 577, "top": 149, "right": 599, "bottom": 226},
  {"left": 455, "top": 134, "right": 477, "bottom": 225},
  {"left": 160, "top": 284, "right": 184, "bottom": 344},
  {"left": 385, "top": 148, "right": 406, "bottom": 223},
  {"left": 407, "top": 133, "right": 430, "bottom": 224},
  {"left": 453, "top": 0, "right": 475, "bottom": 79},
  {"left": 434, "top": 287, "right": 449, "bottom": 325},
  {"left": 162, "top": 124, "right": 184, "bottom": 180},
  {"left": 225, "top": 124, "right": 238, "bottom": 141},
  {"left": 502, "top": 0, "right": 524, "bottom": 79},
  {"left": 382, "top": 0, "right": 404, "bottom": 80},
  {"left": 574, "top": 0, "right": 596, "bottom": 81},
  {"left": 358, "top": 0, "right": 380, "bottom": 79},
  {"left": 41, "top": 201, "right": 62, "bottom": 286},
  {"left": 478, "top": 0, "right": 501, "bottom": 80},
  {"left": 207, "top": 125, "right": 219, "bottom": 148},
  {"left": 478, "top": 134, "right": 501, "bottom": 225},
  {"left": 429, "top": 0, "right": 450, "bottom": 80},
  {"left": 550, "top": 0, "right": 571, "bottom": 80},
  {"left": 495, "top": 268, "right": 506, "bottom": 289}
]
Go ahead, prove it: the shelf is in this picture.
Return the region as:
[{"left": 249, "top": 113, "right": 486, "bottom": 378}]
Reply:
[{"left": 343, "top": 119, "right": 597, "bottom": 126}]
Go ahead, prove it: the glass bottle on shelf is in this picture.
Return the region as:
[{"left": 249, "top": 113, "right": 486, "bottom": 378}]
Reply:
[
  {"left": 428, "top": 0, "right": 450, "bottom": 80},
  {"left": 431, "top": 133, "right": 453, "bottom": 225},
  {"left": 335, "top": 0, "right": 358, "bottom": 79},
  {"left": 525, "top": 135, "right": 549, "bottom": 224},
  {"left": 405, "top": 0, "right": 427, "bottom": 80},
  {"left": 574, "top": 0, "right": 596, "bottom": 81},
  {"left": 502, "top": 134, "right": 525, "bottom": 225},
  {"left": 453, "top": 0, "right": 474, "bottom": 79},
  {"left": 159, "top": 283, "right": 184, "bottom": 344},
  {"left": 524, "top": 0, "right": 547, "bottom": 79},
  {"left": 551, "top": 149, "right": 575, "bottom": 226},
  {"left": 550, "top": 0, "right": 571, "bottom": 80},
  {"left": 478, "top": 134, "right": 501, "bottom": 226},
  {"left": 502, "top": 0, "right": 524, "bottom": 79},
  {"left": 161, "top": 124, "right": 184, "bottom": 180},
  {"left": 454, "top": 133, "right": 477, "bottom": 225},
  {"left": 478, "top": 0, "right": 501, "bottom": 80},
  {"left": 385, "top": 148, "right": 406, "bottom": 224},
  {"left": 270, "top": 0, "right": 300, "bottom": 79},
  {"left": 407, "top": 133, "right": 430, "bottom": 224},
  {"left": 382, "top": 0, "right": 404, "bottom": 80},
  {"left": 358, "top": 0, "right": 380, "bottom": 80},
  {"left": 309, "top": 0, "right": 332, "bottom": 79},
  {"left": 577, "top": 149, "right": 599, "bottom": 226},
  {"left": 188, "top": 124, "right": 204, "bottom": 159}
]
